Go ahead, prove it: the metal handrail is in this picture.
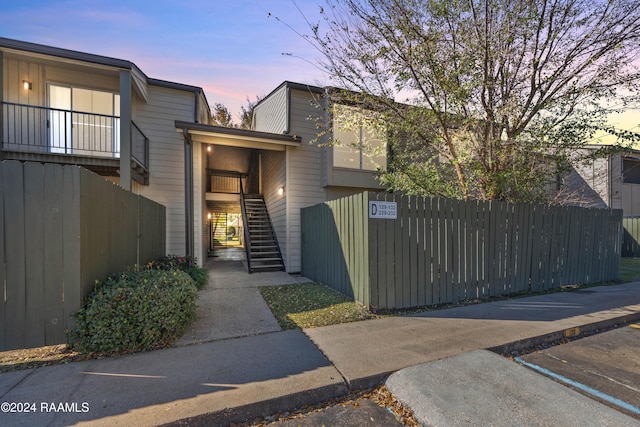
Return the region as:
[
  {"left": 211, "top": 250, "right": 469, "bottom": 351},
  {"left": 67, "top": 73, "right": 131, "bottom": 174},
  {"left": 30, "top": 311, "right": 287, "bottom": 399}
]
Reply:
[
  {"left": 262, "top": 195, "right": 285, "bottom": 271},
  {"left": 239, "top": 175, "right": 252, "bottom": 273},
  {"left": 132, "top": 121, "right": 149, "bottom": 169}
]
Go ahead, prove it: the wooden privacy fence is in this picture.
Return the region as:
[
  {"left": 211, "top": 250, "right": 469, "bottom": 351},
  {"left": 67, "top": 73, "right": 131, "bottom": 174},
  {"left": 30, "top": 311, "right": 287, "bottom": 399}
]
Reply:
[
  {"left": 0, "top": 161, "right": 166, "bottom": 351},
  {"left": 301, "top": 192, "right": 622, "bottom": 310},
  {"left": 622, "top": 217, "right": 640, "bottom": 257}
]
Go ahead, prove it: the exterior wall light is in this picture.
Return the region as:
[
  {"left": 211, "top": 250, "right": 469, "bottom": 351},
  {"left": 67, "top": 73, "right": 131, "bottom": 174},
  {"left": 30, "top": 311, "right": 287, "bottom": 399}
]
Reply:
[
  {"left": 23, "top": 80, "right": 32, "bottom": 91},
  {"left": 207, "top": 146, "right": 212, "bottom": 152},
  {"left": 207, "top": 213, "right": 212, "bottom": 220},
  {"left": 278, "top": 186, "right": 285, "bottom": 196}
]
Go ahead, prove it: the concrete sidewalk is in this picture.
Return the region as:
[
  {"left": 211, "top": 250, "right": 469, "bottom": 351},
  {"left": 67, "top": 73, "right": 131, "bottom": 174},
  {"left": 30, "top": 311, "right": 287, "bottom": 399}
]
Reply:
[
  {"left": 1, "top": 258, "right": 640, "bottom": 426},
  {"left": 305, "top": 282, "right": 640, "bottom": 389}
]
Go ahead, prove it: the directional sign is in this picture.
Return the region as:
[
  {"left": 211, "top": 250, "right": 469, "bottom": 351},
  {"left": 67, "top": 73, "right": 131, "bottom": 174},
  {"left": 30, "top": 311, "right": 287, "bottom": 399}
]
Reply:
[{"left": 369, "top": 201, "right": 397, "bottom": 219}]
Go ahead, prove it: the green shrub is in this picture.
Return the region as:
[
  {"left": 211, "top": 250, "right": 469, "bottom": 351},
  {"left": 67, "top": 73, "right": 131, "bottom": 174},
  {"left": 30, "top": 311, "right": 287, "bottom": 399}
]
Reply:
[
  {"left": 147, "top": 255, "right": 209, "bottom": 290},
  {"left": 69, "top": 269, "right": 198, "bottom": 354}
]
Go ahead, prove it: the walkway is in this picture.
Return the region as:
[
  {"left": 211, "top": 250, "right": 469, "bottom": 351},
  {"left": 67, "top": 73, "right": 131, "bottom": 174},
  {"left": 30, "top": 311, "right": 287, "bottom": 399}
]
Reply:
[{"left": 174, "top": 248, "right": 310, "bottom": 346}]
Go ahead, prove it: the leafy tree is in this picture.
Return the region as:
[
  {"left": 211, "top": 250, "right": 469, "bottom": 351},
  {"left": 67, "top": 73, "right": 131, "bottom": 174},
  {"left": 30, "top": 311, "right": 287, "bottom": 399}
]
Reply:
[
  {"left": 305, "top": 0, "right": 640, "bottom": 202},
  {"left": 211, "top": 102, "right": 235, "bottom": 128},
  {"left": 239, "top": 95, "right": 264, "bottom": 129}
]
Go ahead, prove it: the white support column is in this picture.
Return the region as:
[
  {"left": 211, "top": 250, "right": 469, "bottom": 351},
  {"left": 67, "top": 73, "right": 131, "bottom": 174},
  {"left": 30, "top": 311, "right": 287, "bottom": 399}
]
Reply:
[{"left": 119, "top": 70, "right": 132, "bottom": 191}]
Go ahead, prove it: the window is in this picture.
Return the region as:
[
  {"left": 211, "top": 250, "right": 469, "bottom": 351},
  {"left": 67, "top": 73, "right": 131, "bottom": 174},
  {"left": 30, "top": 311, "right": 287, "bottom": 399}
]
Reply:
[
  {"left": 48, "top": 84, "right": 120, "bottom": 157},
  {"left": 332, "top": 104, "right": 387, "bottom": 171},
  {"left": 623, "top": 158, "right": 640, "bottom": 184}
]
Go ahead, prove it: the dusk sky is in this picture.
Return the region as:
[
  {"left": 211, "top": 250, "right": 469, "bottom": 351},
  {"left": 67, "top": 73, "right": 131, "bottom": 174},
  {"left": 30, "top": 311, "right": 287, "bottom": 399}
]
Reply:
[
  {"left": 1, "top": 0, "right": 636, "bottom": 138},
  {"left": 0, "top": 0, "right": 329, "bottom": 121}
]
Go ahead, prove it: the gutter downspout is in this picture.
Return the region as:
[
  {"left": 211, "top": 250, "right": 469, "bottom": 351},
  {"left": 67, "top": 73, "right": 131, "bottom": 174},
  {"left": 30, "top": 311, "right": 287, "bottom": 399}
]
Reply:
[
  {"left": 194, "top": 92, "right": 199, "bottom": 123},
  {"left": 183, "top": 128, "right": 194, "bottom": 258},
  {"left": 284, "top": 85, "right": 291, "bottom": 135}
]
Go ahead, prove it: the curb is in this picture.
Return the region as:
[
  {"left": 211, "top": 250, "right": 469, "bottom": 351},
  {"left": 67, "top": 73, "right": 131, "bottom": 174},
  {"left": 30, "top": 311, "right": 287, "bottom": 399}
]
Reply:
[
  {"left": 489, "top": 311, "right": 640, "bottom": 356},
  {"left": 161, "top": 382, "right": 349, "bottom": 426}
]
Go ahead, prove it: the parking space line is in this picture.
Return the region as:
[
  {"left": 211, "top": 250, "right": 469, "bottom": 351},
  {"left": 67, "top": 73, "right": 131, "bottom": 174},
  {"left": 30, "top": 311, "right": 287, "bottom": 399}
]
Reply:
[{"left": 514, "top": 357, "right": 640, "bottom": 416}]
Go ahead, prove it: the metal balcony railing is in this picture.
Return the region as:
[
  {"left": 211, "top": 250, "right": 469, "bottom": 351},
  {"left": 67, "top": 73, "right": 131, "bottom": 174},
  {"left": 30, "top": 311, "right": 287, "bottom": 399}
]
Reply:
[
  {"left": 132, "top": 121, "right": 149, "bottom": 169},
  {"left": 207, "top": 169, "right": 248, "bottom": 194},
  {"left": 1, "top": 101, "right": 149, "bottom": 170}
]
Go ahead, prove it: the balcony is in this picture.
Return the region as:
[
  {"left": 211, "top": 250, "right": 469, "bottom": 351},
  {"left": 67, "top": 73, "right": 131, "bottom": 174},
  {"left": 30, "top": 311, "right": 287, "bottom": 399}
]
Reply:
[{"left": 1, "top": 102, "right": 149, "bottom": 183}]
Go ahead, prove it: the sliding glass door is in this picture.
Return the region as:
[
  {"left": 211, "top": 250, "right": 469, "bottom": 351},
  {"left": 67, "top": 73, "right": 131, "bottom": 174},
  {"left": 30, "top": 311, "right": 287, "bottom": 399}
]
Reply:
[{"left": 48, "top": 84, "right": 120, "bottom": 157}]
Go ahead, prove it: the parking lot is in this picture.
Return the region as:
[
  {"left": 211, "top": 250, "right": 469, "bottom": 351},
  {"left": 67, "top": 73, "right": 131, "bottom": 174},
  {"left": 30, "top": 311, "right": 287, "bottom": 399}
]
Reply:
[{"left": 516, "top": 324, "right": 640, "bottom": 420}]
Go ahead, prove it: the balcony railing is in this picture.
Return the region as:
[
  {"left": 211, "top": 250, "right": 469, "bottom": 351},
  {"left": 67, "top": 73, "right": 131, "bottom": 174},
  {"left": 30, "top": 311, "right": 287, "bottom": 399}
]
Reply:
[
  {"left": 1, "top": 101, "right": 149, "bottom": 170},
  {"left": 132, "top": 121, "right": 149, "bottom": 169},
  {"left": 207, "top": 169, "right": 247, "bottom": 194}
]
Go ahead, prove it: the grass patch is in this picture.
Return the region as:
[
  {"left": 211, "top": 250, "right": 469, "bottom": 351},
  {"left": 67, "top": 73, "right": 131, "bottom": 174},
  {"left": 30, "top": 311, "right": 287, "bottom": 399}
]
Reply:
[
  {"left": 260, "top": 283, "right": 375, "bottom": 330},
  {"left": 620, "top": 258, "right": 640, "bottom": 283}
]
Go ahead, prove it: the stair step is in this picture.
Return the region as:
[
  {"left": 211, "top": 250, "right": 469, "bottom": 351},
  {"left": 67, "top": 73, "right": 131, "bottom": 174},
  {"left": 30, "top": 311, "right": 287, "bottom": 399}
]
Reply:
[
  {"left": 252, "top": 266, "right": 284, "bottom": 271},
  {"left": 250, "top": 254, "right": 280, "bottom": 259},
  {"left": 251, "top": 262, "right": 284, "bottom": 268}
]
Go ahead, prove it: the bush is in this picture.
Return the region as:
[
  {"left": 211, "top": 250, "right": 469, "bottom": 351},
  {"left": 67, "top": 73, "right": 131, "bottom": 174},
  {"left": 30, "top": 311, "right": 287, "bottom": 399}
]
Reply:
[
  {"left": 69, "top": 269, "right": 198, "bottom": 354},
  {"left": 147, "top": 255, "right": 209, "bottom": 290}
]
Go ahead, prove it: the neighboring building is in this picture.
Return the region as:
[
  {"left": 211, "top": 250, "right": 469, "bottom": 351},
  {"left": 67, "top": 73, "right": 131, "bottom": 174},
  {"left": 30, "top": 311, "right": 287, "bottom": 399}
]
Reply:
[
  {"left": 561, "top": 146, "right": 640, "bottom": 216},
  {"left": 1, "top": 39, "right": 388, "bottom": 274}
]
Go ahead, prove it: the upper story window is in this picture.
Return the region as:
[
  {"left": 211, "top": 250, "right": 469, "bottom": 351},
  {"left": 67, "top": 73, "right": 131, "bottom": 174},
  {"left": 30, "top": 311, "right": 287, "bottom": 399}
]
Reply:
[
  {"left": 623, "top": 158, "right": 640, "bottom": 184},
  {"left": 332, "top": 104, "right": 387, "bottom": 171}
]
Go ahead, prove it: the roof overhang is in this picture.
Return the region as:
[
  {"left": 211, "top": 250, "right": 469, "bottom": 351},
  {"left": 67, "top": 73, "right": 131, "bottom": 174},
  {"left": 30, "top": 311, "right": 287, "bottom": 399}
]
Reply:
[{"left": 175, "top": 121, "right": 301, "bottom": 151}]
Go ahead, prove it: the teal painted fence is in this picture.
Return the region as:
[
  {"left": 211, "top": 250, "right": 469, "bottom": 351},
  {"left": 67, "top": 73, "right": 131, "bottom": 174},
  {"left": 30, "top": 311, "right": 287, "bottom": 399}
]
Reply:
[
  {"left": 0, "top": 161, "right": 166, "bottom": 351},
  {"left": 301, "top": 192, "right": 622, "bottom": 311}
]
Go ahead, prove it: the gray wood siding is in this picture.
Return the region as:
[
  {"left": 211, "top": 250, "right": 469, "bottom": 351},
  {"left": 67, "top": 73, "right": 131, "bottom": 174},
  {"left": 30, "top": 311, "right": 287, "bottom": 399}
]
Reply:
[
  {"left": 261, "top": 150, "right": 287, "bottom": 267},
  {"left": 285, "top": 89, "right": 329, "bottom": 272},
  {"left": 3, "top": 57, "right": 44, "bottom": 106},
  {"left": 563, "top": 149, "right": 616, "bottom": 209},
  {"left": 134, "top": 84, "right": 195, "bottom": 256},
  {"left": 253, "top": 84, "right": 288, "bottom": 134}
]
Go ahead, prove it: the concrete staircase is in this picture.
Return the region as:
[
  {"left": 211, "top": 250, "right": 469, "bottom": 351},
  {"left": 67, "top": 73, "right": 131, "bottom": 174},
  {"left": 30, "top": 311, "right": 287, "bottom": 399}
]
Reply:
[{"left": 243, "top": 195, "right": 285, "bottom": 272}]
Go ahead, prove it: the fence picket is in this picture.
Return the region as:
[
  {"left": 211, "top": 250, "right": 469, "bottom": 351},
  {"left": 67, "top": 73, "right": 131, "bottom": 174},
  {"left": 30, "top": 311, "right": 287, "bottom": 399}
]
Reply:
[
  {"left": 3, "top": 161, "right": 27, "bottom": 349},
  {"left": 409, "top": 195, "right": 419, "bottom": 307},
  {"left": 44, "top": 164, "right": 66, "bottom": 343},
  {"left": 424, "top": 197, "right": 434, "bottom": 305},
  {"left": 24, "top": 162, "right": 46, "bottom": 348},
  {"left": 401, "top": 195, "right": 412, "bottom": 308}
]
